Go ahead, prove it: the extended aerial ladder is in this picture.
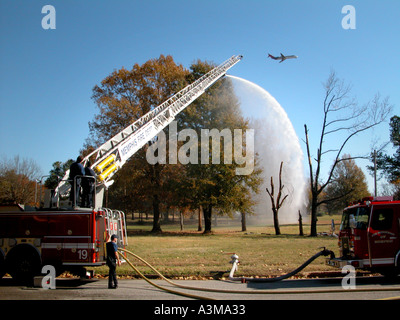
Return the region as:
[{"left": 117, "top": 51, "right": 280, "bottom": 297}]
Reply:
[{"left": 51, "top": 54, "right": 243, "bottom": 209}]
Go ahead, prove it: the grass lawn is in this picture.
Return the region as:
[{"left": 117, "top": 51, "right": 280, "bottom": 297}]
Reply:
[{"left": 89, "top": 214, "right": 342, "bottom": 279}]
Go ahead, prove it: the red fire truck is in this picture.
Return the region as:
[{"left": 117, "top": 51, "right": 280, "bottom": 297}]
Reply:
[
  {"left": 0, "top": 55, "right": 243, "bottom": 284},
  {"left": 0, "top": 205, "right": 127, "bottom": 283},
  {"left": 326, "top": 196, "right": 400, "bottom": 277}
]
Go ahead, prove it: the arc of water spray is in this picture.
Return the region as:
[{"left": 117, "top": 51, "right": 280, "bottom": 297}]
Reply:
[{"left": 226, "top": 74, "right": 307, "bottom": 224}]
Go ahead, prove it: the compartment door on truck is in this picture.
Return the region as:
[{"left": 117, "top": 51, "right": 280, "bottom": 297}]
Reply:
[{"left": 368, "top": 206, "right": 400, "bottom": 266}]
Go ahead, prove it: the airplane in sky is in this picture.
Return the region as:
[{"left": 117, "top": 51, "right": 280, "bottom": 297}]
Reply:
[{"left": 268, "top": 53, "right": 298, "bottom": 63}]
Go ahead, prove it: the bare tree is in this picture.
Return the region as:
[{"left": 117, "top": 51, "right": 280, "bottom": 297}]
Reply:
[
  {"left": 266, "top": 161, "right": 288, "bottom": 235},
  {"left": 0, "top": 155, "right": 42, "bottom": 205},
  {"left": 305, "top": 71, "right": 393, "bottom": 236}
]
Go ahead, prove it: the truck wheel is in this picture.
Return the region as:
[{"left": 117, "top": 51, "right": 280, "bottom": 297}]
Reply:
[
  {"left": 379, "top": 255, "right": 400, "bottom": 279},
  {"left": 380, "top": 268, "right": 399, "bottom": 279},
  {"left": 6, "top": 245, "right": 41, "bottom": 285}
]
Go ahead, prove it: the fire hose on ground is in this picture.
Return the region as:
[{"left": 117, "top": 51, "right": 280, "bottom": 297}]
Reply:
[
  {"left": 117, "top": 248, "right": 400, "bottom": 300},
  {"left": 228, "top": 247, "right": 335, "bottom": 282}
]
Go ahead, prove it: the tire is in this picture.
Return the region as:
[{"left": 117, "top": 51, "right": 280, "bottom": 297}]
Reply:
[
  {"left": 380, "top": 268, "right": 399, "bottom": 279},
  {"left": 379, "top": 255, "right": 400, "bottom": 280},
  {"left": 6, "top": 245, "right": 41, "bottom": 285}
]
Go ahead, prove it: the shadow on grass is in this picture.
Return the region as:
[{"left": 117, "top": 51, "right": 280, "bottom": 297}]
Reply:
[{"left": 126, "top": 229, "right": 317, "bottom": 240}]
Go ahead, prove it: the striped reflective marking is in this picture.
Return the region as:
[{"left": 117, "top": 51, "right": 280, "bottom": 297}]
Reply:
[
  {"left": 363, "top": 258, "right": 395, "bottom": 266},
  {"left": 42, "top": 243, "right": 95, "bottom": 249}
]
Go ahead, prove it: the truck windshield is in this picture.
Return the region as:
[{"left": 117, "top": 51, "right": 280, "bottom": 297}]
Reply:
[{"left": 340, "top": 206, "right": 370, "bottom": 230}]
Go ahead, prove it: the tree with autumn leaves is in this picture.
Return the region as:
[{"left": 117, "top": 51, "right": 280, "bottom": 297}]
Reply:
[
  {"left": 88, "top": 55, "right": 262, "bottom": 233},
  {"left": 88, "top": 55, "right": 188, "bottom": 232},
  {"left": 0, "top": 156, "right": 42, "bottom": 206},
  {"left": 175, "top": 60, "right": 262, "bottom": 233},
  {"left": 324, "top": 154, "right": 370, "bottom": 214}
]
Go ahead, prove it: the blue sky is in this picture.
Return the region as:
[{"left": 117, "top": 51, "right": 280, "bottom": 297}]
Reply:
[{"left": 0, "top": 0, "right": 399, "bottom": 193}]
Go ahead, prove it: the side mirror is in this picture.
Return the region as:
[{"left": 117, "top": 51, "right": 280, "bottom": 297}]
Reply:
[{"left": 349, "top": 214, "right": 357, "bottom": 229}]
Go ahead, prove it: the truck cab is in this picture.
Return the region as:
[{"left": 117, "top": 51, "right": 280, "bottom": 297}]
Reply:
[{"left": 327, "top": 196, "right": 400, "bottom": 277}]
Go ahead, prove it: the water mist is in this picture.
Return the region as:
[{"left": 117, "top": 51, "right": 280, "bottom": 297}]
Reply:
[{"left": 228, "top": 75, "right": 306, "bottom": 224}]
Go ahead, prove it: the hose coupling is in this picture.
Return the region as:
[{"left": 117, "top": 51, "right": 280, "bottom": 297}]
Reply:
[{"left": 319, "top": 247, "right": 335, "bottom": 259}]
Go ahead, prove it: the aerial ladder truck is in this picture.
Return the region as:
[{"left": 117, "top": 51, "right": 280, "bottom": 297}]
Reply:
[{"left": 0, "top": 55, "right": 243, "bottom": 283}]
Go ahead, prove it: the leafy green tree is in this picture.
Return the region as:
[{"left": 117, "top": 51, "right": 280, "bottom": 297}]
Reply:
[
  {"left": 372, "top": 116, "right": 400, "bottom": 183},
  {"left": 370, "top": 115, "right": 400, "bottom": 199},
  {"left": 324, "top": 154, "right": 370, "bottom": 214},
  {"left": 44, "top": 159, "right": 73, "bottom": 189},
  {"left": 176, "top": 60, "right": 262, "bottom": 233}
]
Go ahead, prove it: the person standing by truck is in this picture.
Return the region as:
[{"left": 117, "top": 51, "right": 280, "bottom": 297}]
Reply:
[
  {"left": 81, "top": 161, "right": 96, "bottom": 207},
  {"left": 106, "top": 234, "right": 121, "bottom": 289},
  {"left": 68, "top": 155, "right": 85, "bottom": 207}
]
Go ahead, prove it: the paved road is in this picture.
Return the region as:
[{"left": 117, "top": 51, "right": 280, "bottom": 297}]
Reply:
[{"left": 1, "top": 276, "right": 400, "bottom": 301}]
